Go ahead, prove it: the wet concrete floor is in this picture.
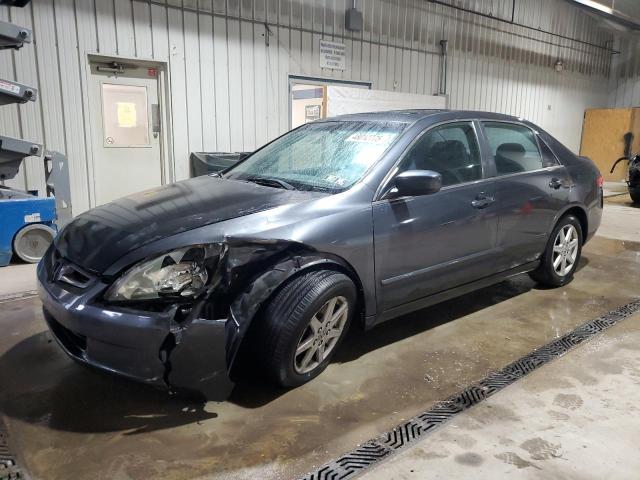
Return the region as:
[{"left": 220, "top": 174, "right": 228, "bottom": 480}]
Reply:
[
  {"left": 1, "top": 235, "right": 639, "bottom": 480},
  {"left": 361, "top": 313, "right": 640, "bottom": 479}
]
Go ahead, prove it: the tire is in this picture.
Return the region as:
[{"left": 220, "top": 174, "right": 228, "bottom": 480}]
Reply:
[
  {"left": 257, "top": 270, "right": 357, "bottom": 387},
  {"left": 13, "top": 223, "right": 56, "bottom": 263},
  {"left": 630, "top": 188, "right": 640, "bottom": 205},
  {"left": 529, "top": 214, "right": 583, "bottom": 288}
]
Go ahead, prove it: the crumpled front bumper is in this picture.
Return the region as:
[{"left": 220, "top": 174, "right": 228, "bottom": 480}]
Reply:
[{"left": 37, "top": 254, "right": 234, "bottom": 400}]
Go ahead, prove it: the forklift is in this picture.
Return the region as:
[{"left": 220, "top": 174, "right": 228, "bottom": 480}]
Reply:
[
  {"left": 0, "top": 4, "right": 71, "bottom": 266},
  {"left": 0, "top": 145, "right": 70, "bottom": 266}
]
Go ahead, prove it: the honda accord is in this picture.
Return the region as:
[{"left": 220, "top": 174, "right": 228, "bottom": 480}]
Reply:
[{"left": 38, "top": 110, "right": 603, "bottom": 399}]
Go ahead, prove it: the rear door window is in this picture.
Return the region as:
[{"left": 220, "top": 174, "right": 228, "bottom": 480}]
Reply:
[{"left": 482, "top": 122, "right": 544, "bottom": 175}]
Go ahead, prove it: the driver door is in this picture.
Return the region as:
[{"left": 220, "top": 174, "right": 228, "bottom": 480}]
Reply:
[{"left": 373, "top": 121, "right": 498, "bottom": 314}]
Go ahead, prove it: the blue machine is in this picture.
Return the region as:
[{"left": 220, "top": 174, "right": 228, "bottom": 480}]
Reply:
[
  {"left": 0, "top": 188, "right": 56, "bottom": 266},
  {"left": 1, "top": 6, "right": 62, "bottom": 268}
]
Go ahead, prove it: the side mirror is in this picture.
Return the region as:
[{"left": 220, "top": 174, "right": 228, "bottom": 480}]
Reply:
[{"left": 393, "top": 170, "right": 442, "bottom": 197}]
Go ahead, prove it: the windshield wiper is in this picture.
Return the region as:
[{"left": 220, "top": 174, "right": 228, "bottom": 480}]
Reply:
[{"left": 245, "top": 176, "right": 296, "bottom": 190}]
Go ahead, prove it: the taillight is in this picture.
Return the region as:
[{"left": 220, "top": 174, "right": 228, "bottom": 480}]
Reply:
[{"left": 597, "top": 174, "right": 604, "bottom": 208}]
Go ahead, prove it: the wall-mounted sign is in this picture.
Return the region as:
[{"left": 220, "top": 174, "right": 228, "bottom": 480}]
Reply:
[
  {"left": 319, "top": 39, "right": 346, "bottom": 70},
  {"left": 305, "top": 104, "right": 321, "bottom": 122}
]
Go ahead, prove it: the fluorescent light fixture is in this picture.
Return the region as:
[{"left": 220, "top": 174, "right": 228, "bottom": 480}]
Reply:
[{"left": 571, "top": 0, "right": 614, "bottom": 15}]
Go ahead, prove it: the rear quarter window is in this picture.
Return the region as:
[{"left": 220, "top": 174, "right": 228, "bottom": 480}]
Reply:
[{"left": 538, "top": 138, "right": 561, "bottom": 167}]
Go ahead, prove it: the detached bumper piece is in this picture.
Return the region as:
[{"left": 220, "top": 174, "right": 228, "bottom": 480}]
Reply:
[{"left": 38, "top": 252, "right": 234, "bottom": 400}]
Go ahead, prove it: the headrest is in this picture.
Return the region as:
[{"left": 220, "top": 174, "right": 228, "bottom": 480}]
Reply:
[
  {"left": 443, "top": 140, "right": 467, "bottom": 157},
  {"left": 496, "top": 143, "right": 525, "bottom": 158}
]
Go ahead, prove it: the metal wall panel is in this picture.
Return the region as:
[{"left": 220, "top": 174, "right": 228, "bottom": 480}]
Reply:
[
  {"left": 609, "top": 36, "right": 640, "bottom": 108},
  {"left": 0, "top": 0, "right": 618, "bottom": 214}
]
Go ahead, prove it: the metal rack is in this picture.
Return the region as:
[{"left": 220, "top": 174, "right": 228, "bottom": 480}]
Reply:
[
  {"left": 0, "top": 77, "right": 37, "bottom": 105},
  {"left": 0, "top": 18, "right": 31, "bottom": 49},
  {"left": 0, "top": 9, "right": 39, "bottom": 174}
]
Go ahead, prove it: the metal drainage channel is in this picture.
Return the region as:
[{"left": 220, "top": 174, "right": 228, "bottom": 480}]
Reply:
[
  {"left": 0, "top": 418, "right": 25, "bottom": 480},
  {"left": 300, "top": 298, "right": 640, "bottom": 480}
]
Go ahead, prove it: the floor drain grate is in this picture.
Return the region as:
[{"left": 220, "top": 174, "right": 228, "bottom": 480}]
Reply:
[
  {"left": 299, "top": 298, "right": 640, "bottom": 480},
  {"left": 0, "top": 420, "right": 25, "bottom": 480}
]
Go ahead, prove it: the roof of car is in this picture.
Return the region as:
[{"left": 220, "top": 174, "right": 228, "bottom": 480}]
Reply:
[{"left": 323, "top": 109, "right": 524, "bottom": 125}]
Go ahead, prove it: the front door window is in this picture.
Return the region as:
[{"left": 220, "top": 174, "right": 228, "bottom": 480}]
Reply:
[{"left": 397, "top": 122, "right": 483, "bottom": 187}]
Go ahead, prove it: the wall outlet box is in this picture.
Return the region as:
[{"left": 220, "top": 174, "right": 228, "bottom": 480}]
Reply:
[{"left": 346, "top": 8, "right": 363, "bottom": 31}]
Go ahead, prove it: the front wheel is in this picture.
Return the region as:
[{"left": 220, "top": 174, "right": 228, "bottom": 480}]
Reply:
[
  {"left": 256, "top": 270, "right": 356, "bottom": 387},
  {"left": 529, "top": 214, "right": 583, "bottom": 288}
]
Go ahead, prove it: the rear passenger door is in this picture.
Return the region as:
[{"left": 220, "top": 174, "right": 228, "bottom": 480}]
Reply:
[{"left": 480, "top": 121, "right": 571, "bottom": 271}]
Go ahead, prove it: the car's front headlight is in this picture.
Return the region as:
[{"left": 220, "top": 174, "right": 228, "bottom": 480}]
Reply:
[{"left": 105, "top": 244, "right": 221, "bottom": 302}]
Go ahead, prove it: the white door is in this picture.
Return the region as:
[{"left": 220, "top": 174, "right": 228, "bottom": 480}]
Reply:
[{"left": 88, "top": 61, "right": 163, "bottom": 205}]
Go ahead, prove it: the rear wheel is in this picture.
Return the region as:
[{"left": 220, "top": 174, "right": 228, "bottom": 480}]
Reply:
[
  {"left": 529, "top": 214, "right": 582, "bottom": 288},
  {"left": 257, "top": 270, "right": 356, "bottom": 387}
]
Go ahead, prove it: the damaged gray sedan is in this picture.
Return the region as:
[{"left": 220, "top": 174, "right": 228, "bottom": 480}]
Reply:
[{"left": 37, "top": 110, "right": 602, "bottom": 399}]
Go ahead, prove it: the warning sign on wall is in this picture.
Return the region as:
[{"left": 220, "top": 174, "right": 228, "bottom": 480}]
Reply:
[{"left": 319, "top": 39, "right": 346, "bottom": 71}]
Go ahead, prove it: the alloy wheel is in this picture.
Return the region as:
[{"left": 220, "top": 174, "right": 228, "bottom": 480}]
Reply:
[
  {"left": 552, "top": 224, "right": 579, "bottom": 277},
  {"left": 293, "top": 296, "right": 349, "bottom": 374}
]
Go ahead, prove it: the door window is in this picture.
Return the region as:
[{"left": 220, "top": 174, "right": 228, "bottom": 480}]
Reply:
[
  {"left": 101, "top": 83, "right": 150, "bottom": 147},
  {"left": 397, "top": 122, "right": 483, "bottom": 187},
  {"left": 483, "top": 122, "right": 544, "bottom": 174}
]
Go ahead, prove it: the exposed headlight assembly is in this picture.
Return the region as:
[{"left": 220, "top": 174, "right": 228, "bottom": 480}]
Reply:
[{"left": 105, "top": 244, "right": 221, "bottom": 302}]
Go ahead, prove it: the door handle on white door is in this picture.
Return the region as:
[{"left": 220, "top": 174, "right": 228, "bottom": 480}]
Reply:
[{"left": 151, "top": 104, "right": 161, "bottom": 138}]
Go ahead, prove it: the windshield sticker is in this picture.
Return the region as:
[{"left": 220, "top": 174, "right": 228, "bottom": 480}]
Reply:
[
  {"left": 346, "top": 132, "right": 396, "bottom": 145},
  {"left": 324, "top": 175, "right": 348, "bottom": 186}
]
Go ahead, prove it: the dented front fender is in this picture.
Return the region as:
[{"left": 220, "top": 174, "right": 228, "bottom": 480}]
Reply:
[{"left": 161, "top": 238, "right": 359, "bottom": 399}]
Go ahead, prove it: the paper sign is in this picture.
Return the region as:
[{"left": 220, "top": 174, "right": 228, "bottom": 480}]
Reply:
[
  {"left": 117, "top": 102, "right": 137, "bottom": 128},
  {"left": 319, "top": 39, "right": 346, "bottom": 70},
  {"left": 305, "top": 105, "right": 321, "bottom": 122}
]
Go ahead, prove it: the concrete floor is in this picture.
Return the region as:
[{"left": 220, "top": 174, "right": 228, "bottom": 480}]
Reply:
[
  {"left": 0, "top": 196, "right": 638, "bottom": 480},
  {"left": 0, "top": 262, "right": 36, "bottom": 298},
  {"left": 361, "top": 313, "right": 640, "bottom": 480}
]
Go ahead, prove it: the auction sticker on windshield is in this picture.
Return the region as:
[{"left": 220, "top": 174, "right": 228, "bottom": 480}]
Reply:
[{"left": 346, "top": 132, "right": 397, "bottom": 145}]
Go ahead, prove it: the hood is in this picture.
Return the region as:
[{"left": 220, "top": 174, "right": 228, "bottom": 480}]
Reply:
[{"left": 55, "top": 176, "right": 318, "bottom": 273}]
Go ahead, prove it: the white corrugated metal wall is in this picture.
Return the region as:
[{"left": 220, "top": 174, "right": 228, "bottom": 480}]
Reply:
[
  {"left": 0, "top": 0, "right": 618, "bottom": 214},
  {"left": 608, "top": 35, "right": 640, "bottom": 108}
]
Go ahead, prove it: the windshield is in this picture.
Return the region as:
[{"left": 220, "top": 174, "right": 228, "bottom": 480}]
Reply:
[{"left": 224, "top": 120, "right": 406, "bottom": 192}]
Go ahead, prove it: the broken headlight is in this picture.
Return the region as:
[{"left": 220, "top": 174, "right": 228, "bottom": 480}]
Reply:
[{"left": 105, "top": 244, "right": 221, "bottom": 302}]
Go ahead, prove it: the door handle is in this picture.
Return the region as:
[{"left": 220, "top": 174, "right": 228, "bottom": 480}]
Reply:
[
  {"left": 549, "top": 177, "right": 563, "bottom": 189},
  {"left": 151, "top": 104, "right": 161, "bottom": 139},
  {"left": 471, "top": 193, "right": 495, "bottom": 209}
]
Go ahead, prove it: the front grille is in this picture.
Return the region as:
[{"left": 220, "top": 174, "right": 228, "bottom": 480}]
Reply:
[
  {"left": 48, "top": 249, "right": 94, "bottom": 290},
  {"left": 57, "top": 265, "right": 92, "bottom": 289}
]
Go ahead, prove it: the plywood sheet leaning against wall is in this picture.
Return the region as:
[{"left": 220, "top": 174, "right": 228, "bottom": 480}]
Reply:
[{"left": 580, "top": 108, "right": 640, "bottom": 182}]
